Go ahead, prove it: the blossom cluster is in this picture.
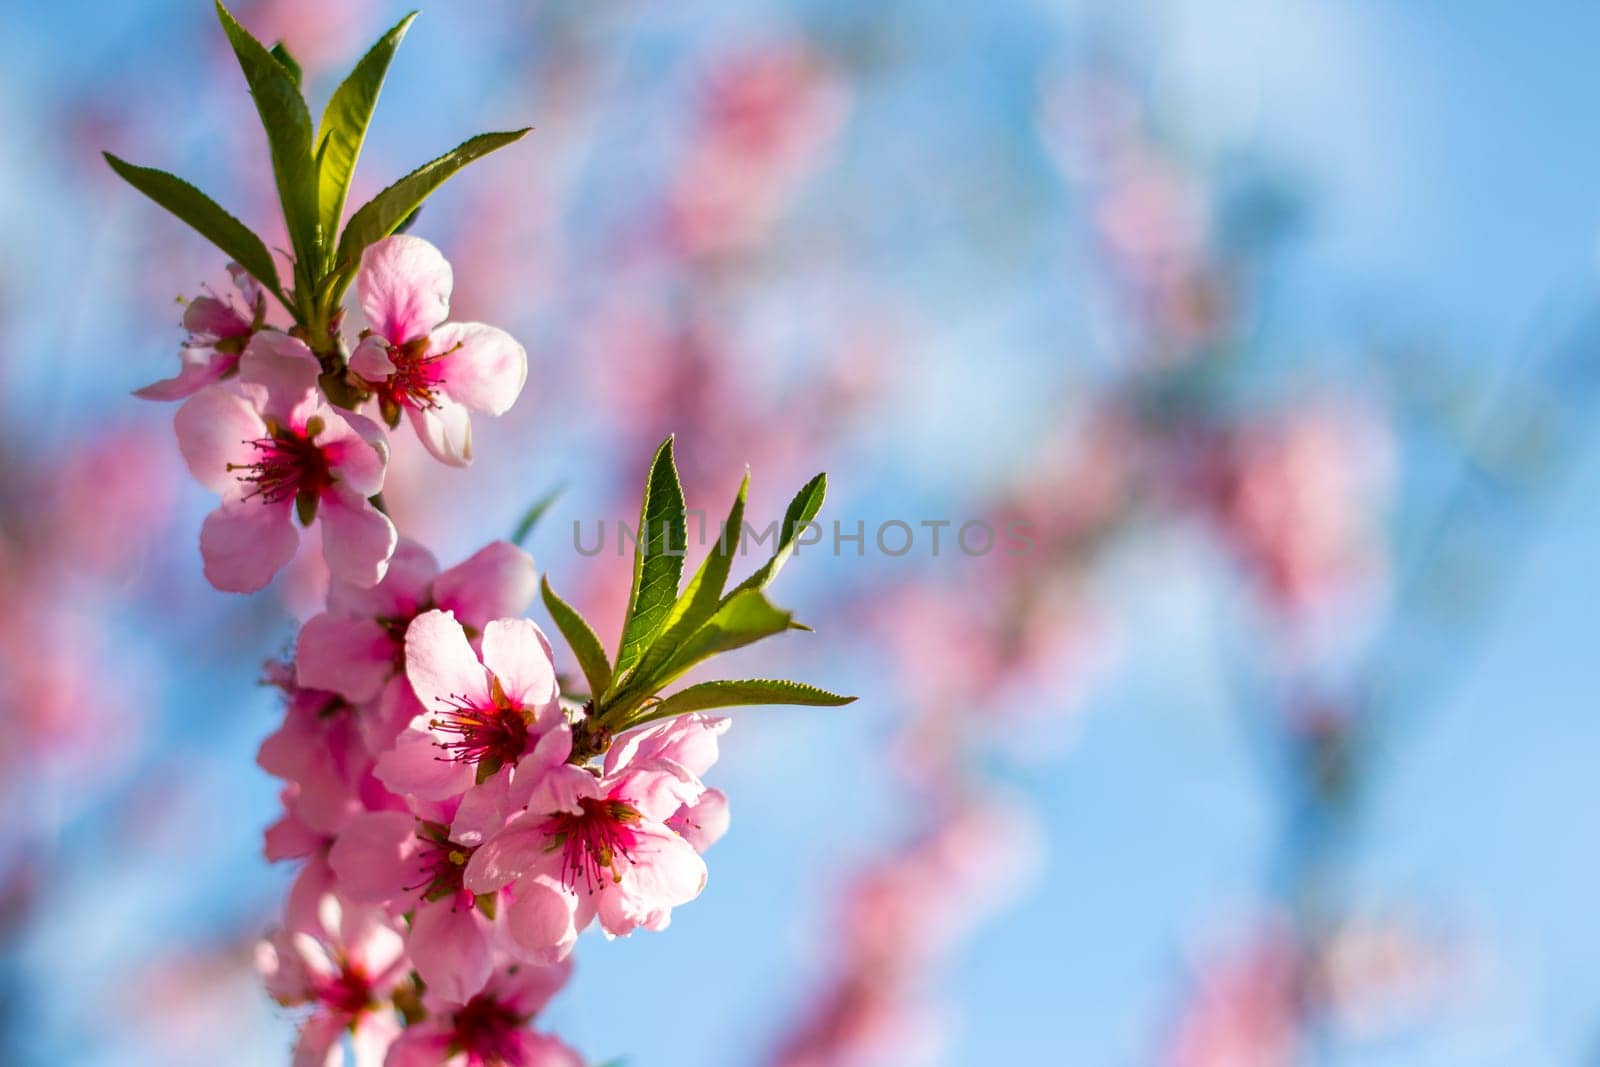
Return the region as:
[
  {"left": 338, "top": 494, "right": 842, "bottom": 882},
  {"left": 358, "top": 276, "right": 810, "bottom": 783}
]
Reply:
[
  {"left": 114, "top": 10, "right": 851, "bottom": 1063},
  {"left": 150, "top": 236, "right": 523, "bottom": 593},
  {"left": 136, "top": 232, "right": 746, "bottom": 1063}
]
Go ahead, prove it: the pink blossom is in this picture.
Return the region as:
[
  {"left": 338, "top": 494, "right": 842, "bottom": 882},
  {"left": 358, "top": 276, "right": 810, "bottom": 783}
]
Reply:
[
  {"left": 329, "top": 809, "right": 507, "bottom": 1002},
  {"left": 136, "top": 262, "right": 264, "bottom": 400},
  {"left": 463, "top": 715, "right": 724, "bottom": 956},
  {"left": 350, "top": 236, "right": 527, "bottom": 467},
  {"left": 296, "top": 538, "right": 537, "bottom": 727},
  {"left": 257, "top": 894, "right": 408, "bottom": 1067},
  {"left": 375, "top": 611, "right": 564, "bottom": 806},
  {"left": 174, "top": 332, "right": 396, "bottom": 592},
  {"left": 257, "top": 662, "right": 393, "bottom": 835},
  {"left": 384, "top": 961, "right": 580, "bottom": 1067}
]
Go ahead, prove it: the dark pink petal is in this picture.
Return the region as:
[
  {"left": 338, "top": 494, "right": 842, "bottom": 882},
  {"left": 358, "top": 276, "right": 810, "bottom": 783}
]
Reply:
[
  {"left": 432, "top": 541, "right": 537, "bottom": 628},
  {"left": 358, "top": 235, "right": 452, "bottom": 344},
  {"left": 181, "top": 293, "right": 251, "bottom": 339},
  {"left": 432, "top": 321, "right": 527, "bottom": 415},
  {"left": 513, "top": 1031, "right": 586, "bottom": 1067},
  {"left": 329, "top": 538, "right": 439, "bottom": 620},
  {"left": 200, "top": 497, "right": 299, "bottom": 593},
  {"left": 318, "top": 409, "right": 389, "bottom": 498},
  {"left": 360, "top": 675, "right": 424, "bottom": 756},
  {"left": 381, "top": 1026, "right": 454, "bottom": 1067},
  {"left": 264, "top": 809, "right": 323, "bottom": 862},
  {"left": 296, "top": 615, "right": 394, "bottom": 703},
  {"left": 328, "top": 810, "right": 424, "bottom": 906},
  {"left": 319, "top": 489, "right": 397, "bottom": 590},
  {"left": 494, "top": 956, "right": 574, "bottom": 1018},
  {"left": 135, "top": 346, "right": 234, "bottom": 401},
  {"left": 409, "top": 898, "right": 493, "bottom": 1004},
  {"left": 290, "top": 1011, "right": 344, "bottom": 1067}
]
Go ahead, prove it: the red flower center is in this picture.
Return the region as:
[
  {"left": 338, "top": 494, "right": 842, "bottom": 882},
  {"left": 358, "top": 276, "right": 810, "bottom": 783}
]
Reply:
[
  {"left": 408, "top": 832, "right": 474, "bottom": 901},
  {"left": 543, "top": 797, "right": 644, "bottom": 893},
  {"left": 317, "top": 961, "right": 373, "bottom": 1017},
  {"left": 429, "top": 681, "right": 530, "bottom": 769},
  {"left": 374, "top": 336, "right": 451, "bottom": 411},
  {"left": 228, "top": 422, "right": 331, "bottom": 504},
  {"left": 452, "top": 992, "right": 527, "bottom": 1063}
]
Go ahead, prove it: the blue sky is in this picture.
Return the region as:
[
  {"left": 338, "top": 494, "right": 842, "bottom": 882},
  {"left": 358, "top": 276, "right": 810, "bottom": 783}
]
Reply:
[{"left": 3, "top": 1, "right": 1599, "bottom": 1064}]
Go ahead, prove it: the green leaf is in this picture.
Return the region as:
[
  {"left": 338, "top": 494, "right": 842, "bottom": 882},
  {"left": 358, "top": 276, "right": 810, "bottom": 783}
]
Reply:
[
  {"left": 638, "top": 678, "right": 855, "bottom": 725},
  {"left": 729, "top": 472, "right": 826, "bottom": 596},
  {"left": 612, "top": 436, "right": 687, "bottom": 676},
  {"left": 616, "top": 471, "right": 748, "bottom": 700},
  {"left": 314, "top": 11, "right": 417, "bottom": 269},
  {"left": 511, "top": 484, "right": 564, "bottom": 547},
  {"left": 626, "top": 589, "right": 800, "bottom": 705},
  {"left": 268, "top": 42, "right": 303, "bottom": 88},
  {"left": 216, "top": 2, "right": 319, "bottom": 283},
  {"left": 674, "top": 470, "right": 748, "bottom": 627},
  {"left": 333, "top": 128, "right": 531, "bottom": 273},
  {"left": 102, "top": 153, "right": 285, "bottom": 301},
  {"left": 541, "top": 577, "right": 612, "bottom": 700}
]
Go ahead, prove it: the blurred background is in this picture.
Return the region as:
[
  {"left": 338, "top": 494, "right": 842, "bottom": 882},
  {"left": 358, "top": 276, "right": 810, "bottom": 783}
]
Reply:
[{"left": 2, "top": 0, "right": 1600, "bottom": 1064}]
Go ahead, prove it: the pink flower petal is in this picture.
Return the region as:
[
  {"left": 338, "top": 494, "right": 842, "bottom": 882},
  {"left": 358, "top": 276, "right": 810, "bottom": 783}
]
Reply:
[
  {"left": 449, "top": 766, "right": 516, "bottom": 847},
  {"left": 135, "top": 346, "right": 233, "bottom": 401},
  {"left": 504, "top": 874, "right": 584, "bottom": 961},
  {"left": 200, "top": 497, "right": 299, "bottom": 593},
  {"left": 481, "top": 618, "right": 558, "bottom": 712},
  {"left": 239, "top": 331, "right": 321, "bottom": 422},
  {"left": 432, "top": 321, "right": 528, "bottom": 416},
  {"left": 329, "top": 538, "right": 439, "bottom": 619},
  {"left": 496, "top": 957, "right": 574, "bottom": 1018},
  {"left": 358, "top": 235, "right": 452, "bottom": 344},
  {"left": 318, "top": 489, "right": 397, "bottom": 590},
  {"left": 462, "top": 823, "right": 549, "bottom": 895},
  {"left": 432, "top": 541, "right": 537, "bottom": 628},
  {"left": 318, "top": 409, "right": 389, "bottom": 498},
  {"left": 181, "top": 293, "right": 251, "bottom": 339},
  {"left": 296, "top": 615, "right": 394, "bottom": 703},
  {"left": 405, "top": 609, "right": 491, "bottom": 710},
  {"left": 174, "top": 387, "right": 267, "bottom": 494},
  {"left": 264, "top": 810, "right": 323, "bottom": 862},
  {"left": 381, "top": 1028, "right": 454, "bottom": 1067},
  {"left": 349, "top": 1012, "right": 401, "bottom": 1067},
  {"left": 409, "top": 898, "right": 493, "bottom": 1004},
  {"left": 374, "top": 725, "right": 475, "bottom": 802},
  {"left": 348, "top": 334, "right": 396, "bottom": 382},
  {"left": 668, "top": 787, "right": 730, "bottom": 853},
  {"left": 328, "top": 810, "right": 422, "bottom": 905},
  {"left": 406, "top": 398, "right": 474, "bottom": 467},
  {"left": 291, "top": 1011, "right": 344, "bottom": 1067}
]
